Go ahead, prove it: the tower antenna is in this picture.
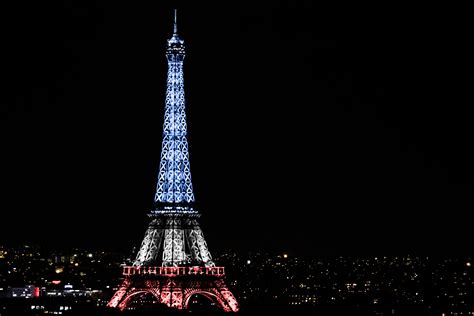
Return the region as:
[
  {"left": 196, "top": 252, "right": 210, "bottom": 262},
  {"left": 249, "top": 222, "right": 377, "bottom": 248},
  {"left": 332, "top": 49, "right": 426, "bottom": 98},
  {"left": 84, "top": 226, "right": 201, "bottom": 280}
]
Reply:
[{"left": 174, "top": 9, "right": 178, "bottom": 34}]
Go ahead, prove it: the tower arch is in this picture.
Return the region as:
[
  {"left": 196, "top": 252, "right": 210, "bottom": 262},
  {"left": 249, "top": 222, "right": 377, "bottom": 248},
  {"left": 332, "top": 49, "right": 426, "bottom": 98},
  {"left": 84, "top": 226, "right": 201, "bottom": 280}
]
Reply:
[{"left": 118, "top": 289, "right": 161, "bottom": 311}]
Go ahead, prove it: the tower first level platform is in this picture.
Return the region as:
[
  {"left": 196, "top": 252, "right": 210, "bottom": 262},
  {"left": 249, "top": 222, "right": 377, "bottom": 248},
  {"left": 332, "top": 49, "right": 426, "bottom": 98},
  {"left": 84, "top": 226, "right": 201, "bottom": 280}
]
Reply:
[{"left": 108, "top": 265, "right": 239, "bottom": 311}]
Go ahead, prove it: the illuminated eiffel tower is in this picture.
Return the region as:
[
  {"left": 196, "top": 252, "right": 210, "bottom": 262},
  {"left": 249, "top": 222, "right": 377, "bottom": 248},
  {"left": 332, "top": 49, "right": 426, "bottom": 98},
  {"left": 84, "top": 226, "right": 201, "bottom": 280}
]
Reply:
[{"left": 107, "top": 10, "right": 239, "bottom": 312}]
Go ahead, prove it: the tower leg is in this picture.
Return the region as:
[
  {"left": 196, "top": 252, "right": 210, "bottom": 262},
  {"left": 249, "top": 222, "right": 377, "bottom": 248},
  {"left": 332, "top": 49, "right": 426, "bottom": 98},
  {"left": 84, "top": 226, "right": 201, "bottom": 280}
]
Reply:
[
  {"left": 171, "top": 290, "right": 184, "bottom": 309},
  {"left": 218, "top": 289, "right": 239, "bottom": 312},
  {"left": 107, "top": 279, "right": 130, "bottom": 309}
]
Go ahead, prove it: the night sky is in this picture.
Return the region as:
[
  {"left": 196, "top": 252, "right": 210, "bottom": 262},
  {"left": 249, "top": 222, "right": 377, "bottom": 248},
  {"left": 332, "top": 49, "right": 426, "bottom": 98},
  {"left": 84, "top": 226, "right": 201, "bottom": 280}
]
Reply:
[{"left": 1, "top": 2, "right": 472, "bottom": 255}]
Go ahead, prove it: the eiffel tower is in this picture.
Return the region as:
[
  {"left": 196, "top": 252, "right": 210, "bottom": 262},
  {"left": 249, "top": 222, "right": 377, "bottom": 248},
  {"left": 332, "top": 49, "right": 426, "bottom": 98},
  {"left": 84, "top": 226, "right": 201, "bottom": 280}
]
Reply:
[{"left": 107, "top": 10, "right": 239, "bottom": 312}]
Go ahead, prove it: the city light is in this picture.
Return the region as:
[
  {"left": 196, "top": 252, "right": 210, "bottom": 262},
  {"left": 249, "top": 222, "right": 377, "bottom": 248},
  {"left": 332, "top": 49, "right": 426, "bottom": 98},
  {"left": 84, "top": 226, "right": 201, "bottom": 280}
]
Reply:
[
  {"left": 1, "top": 248, "right": 474, "bottom": 314},
  {"left": 283, "top": 253, "right": 288, "bottom": 259}
]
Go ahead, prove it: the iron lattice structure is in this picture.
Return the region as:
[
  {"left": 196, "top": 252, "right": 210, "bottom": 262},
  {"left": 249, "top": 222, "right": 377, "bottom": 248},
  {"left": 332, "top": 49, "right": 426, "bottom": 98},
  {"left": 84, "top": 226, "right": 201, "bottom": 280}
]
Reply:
[{"left": 107, "top": 11, "right": 239, "bottom": 312}]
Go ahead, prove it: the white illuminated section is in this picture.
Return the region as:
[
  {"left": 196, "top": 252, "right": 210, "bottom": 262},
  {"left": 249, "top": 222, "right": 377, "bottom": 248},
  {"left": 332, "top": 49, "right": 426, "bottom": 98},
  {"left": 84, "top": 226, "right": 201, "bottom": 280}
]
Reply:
[{"left": 154, "top": 27, "right": 194, "bottom": 205}]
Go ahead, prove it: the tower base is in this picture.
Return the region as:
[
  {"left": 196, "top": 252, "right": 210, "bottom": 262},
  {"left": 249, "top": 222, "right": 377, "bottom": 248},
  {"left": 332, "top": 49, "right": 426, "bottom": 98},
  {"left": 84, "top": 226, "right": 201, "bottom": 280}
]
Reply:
[{"left": 107, "top": 266, "right": 239, "bottom": 312}]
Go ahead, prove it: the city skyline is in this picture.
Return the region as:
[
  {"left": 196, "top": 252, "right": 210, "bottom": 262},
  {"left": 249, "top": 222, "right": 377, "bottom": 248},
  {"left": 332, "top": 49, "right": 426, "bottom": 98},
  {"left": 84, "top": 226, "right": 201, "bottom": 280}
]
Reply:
[
  {"left": 1, "top": 245, "right": 473, "bottom": 315},
  {"left": 1, "top": 3, "right": 473, "bottom": 256}
]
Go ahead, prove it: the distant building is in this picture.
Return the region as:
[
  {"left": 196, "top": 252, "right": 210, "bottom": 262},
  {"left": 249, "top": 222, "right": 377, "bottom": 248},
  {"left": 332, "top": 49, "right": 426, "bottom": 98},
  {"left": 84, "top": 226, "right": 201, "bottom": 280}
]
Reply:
[
  {"left": 43, "top": 283, "right": 100, "bottom": 298},
  {"left": 287, "top": 293, "right": 319, "bottom": 305},
  {"left": 6, "top": 285, "right": 39, "bottom": 298}
]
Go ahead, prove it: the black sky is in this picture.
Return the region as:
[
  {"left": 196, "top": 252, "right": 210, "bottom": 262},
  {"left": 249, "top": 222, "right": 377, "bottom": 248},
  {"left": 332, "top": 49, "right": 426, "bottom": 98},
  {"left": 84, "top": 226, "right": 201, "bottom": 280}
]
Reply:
[{"left": 0, "top": 2, "right": 472, "bottom": 255}]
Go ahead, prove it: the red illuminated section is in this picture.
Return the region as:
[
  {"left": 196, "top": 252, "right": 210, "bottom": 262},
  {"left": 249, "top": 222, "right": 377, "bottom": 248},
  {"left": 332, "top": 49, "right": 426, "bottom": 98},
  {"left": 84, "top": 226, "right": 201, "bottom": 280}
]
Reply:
[
  {"left": 122, "top": 266, "right": 225, "bottom": 277},
  {"left": 110, "top": 283, "right": 238, "bottom": 312},
  {"left": 34, "top": 287, "right": 40, "bottom": 298}
]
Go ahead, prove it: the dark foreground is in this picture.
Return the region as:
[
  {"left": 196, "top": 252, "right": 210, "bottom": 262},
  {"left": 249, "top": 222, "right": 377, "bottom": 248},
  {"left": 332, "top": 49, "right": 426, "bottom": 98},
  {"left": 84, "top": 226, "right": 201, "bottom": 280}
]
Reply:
[{"left": 0, "top": 300, "right": 440, "bottom": 316}]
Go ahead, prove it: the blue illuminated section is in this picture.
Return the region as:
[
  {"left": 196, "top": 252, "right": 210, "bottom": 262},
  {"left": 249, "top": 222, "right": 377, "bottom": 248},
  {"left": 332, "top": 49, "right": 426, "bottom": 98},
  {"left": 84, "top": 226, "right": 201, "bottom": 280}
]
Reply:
[{"left": 154, "top": 14, "right": 195, "bottom": 206}]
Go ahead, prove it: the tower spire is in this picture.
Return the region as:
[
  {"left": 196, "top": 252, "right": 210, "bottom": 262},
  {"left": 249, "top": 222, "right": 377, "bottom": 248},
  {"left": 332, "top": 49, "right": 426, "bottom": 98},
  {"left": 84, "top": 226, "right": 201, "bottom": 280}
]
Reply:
[
  {"left": 174, "top": 9, "right": 178, "bottom": 34},
  {"left": 157, "top": 9, "right": 189, "bottom": 206},
  {"left": 168, "top": 9, "right": 183, "bottom": 45}
]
